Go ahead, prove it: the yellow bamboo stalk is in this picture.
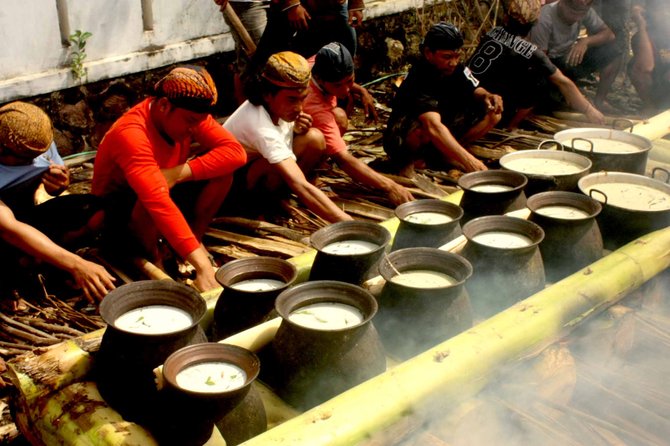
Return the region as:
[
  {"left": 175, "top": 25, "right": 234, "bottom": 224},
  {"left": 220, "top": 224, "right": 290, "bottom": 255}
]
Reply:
[{"left": 240, "top": 226, "right": 670, "bottom": 446}]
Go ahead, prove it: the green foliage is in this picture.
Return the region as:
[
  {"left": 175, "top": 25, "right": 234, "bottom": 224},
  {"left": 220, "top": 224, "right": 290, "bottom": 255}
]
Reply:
[{"left": 69, "top": 30, "right": 93, "bottom": 82}]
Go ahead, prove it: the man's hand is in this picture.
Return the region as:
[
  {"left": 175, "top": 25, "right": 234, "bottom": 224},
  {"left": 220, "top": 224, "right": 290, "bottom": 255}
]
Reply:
[
  {"left": 42, "top": 163, "right": 70, "bottom": 196},
  {"left": 287, "top": 4, "right": 311, "bottom": 31},
  {"left": 458, "top": 155, "right": 488, "bottom": 173},
  {"left": 585, "top": 103, "right": 605, "bottom": 125},
  {"left": 386, "top": 183, "right": 414, "bottom": 206},
  {"left": 70, "top": 257, "right": 116, "bottom": 303},
  {"left": 293, "top": 112, "right": 313, "bottom": 135},
  {"left": 351, "top": 83, "right": 379, "bottom": 123},
  {"left": 161, "top": 163, "right": 193, "bottom": 188},
  {"left": 567, "top": 39, "right": 589, "bottom": 67},
  {"left": 482, "top": 92, "right": 503, "bottom": 115}
]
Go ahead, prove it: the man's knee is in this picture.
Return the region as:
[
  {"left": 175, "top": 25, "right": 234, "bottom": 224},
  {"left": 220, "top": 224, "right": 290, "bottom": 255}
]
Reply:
[{"left": 332, "top": 107, "right": 349, "bottom": 135}]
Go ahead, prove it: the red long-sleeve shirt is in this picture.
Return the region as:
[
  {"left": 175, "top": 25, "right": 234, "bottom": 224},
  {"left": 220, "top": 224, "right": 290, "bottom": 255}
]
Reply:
[{"left": 92, "top": 98, "right": 246, "bottom": 258}]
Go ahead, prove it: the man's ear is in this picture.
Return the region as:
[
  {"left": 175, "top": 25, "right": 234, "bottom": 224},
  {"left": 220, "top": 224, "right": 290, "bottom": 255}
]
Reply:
[{"left": 156, "top": 97, "right": 171, "bottom": 113}]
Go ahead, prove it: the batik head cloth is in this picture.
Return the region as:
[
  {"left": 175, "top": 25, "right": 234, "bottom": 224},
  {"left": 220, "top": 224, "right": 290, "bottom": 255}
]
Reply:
[
  {"left": 154, "top": 66, "right": 218, "bottom": 112},
  {"left": 0, "top": 101, "right": 53, "bottom": 158},
  {"left": 261, "top": 52, "right": 311, "bottom": 88}
]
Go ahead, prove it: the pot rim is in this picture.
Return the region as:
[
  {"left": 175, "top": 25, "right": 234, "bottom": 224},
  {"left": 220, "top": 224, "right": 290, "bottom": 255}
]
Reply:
[
  {"left": 310, "top": 221, "right": 391, "bottom": 254},
  {"left": 499, "top": 149, "right": 592, "bottom": 178},
  {"left": 577, "top": 171, "right": 670, "bottom": 213},
  {"left": 527, "top": 191, "right": 602, "bottom": 220},
  {"left": 99, "top": 280, "right": 207, "bottom": 337},
  {"left": 462, "top": 215, "right": 545, "bottom": 249},
  {"left": 215, "top": 256, "right": 298, "bottom": 292},
  {"left": 458, "top": 169, "right": 528, "bottom": 191},
  {"left": 163, "top": 343, "right": 260, "bottom": 397},
  {"left": 379, "top": 247, "right": 473, "bottom": 288},
  {"left": 274, "top": 280, "right": 378, "bottom": 331},
  {"left": 394, "top": 199, "right": 464, "bottom": 225},
  {"left": 554, "top": 128, "right": 652, "bottom": 154}
]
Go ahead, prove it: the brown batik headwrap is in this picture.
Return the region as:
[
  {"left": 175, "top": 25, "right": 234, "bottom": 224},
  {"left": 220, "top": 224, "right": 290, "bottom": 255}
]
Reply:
[
  {"left": 261, "top": 52, "right": 311, "bottom": 88},
  {"left": 507, "top": 0, "right": 542, "bottom": 25},
  {"left": 0, "top": 101, "right": 53, "bottom": 158},
  {"left": 154, "top": 65, "right": 219, "bottom": 113}
]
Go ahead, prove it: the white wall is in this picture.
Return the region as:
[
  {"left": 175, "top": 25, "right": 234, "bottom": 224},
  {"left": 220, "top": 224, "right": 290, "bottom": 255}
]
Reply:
[{"left": 0, "top": 0, "right": 429, "bottom": 103}]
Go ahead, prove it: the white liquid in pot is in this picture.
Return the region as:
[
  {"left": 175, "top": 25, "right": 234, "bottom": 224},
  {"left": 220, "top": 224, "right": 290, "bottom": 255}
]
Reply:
[
  {"left": 289, "top": 302, "right": 364, "bottom": 330},
  {"left": 114, "top": 305, "right": 193, "bottom": 334},
  {"left": 584, "top": 182, "right": 670, "bottom": 211},
  {"left": 404, "top": 211, "right": 453, "bottom": 225},
  {"left": 470, "top": 184, "right": 514, "bottom": 192},
  {"left": 390, "top": 270, "right": 458, "bottom": 288},
  {"left": 535, "top": 205, "right": 590, "bottom": 219},
  {"left": 321, "top": 240, "right": 379, "bottom": 255},
  {"left": 566, "top": 137, "right": 643, "bottom": 154},
  {"left": 230, "top": 278, "right": 285, "bottom": 292},
  {"left": 504, "top": 158, "right": 583, "bottom": 175},
  {"left": 176, "top": 362, "right": 247, "bottom": 393},
  {"left": 472, "top": 231, "right": 533, "bottom": 248}
]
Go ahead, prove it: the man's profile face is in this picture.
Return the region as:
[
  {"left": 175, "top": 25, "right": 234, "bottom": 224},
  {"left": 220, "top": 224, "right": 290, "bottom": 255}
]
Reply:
[
  {"left": 425, "top": 48, "right": 461, "bottom": 76},
  {"left": 264, "top": 87, "right": 309, "bottom": 123},
  {"left": 160, "top": 102, "right": 208, "bottom": 142},
  {"left": 0, "top": 145, "right": 38, "bottom": 166},
  {"left": 321, "top": 73, "right": 355, "bottom": 100}
]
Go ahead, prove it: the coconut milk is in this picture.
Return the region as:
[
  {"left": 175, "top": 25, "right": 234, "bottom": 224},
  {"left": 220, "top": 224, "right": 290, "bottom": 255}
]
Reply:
[
  {"left": 114, "top": 305, "right": 193, "bottom": 335},
  {"left": 176, "top": 362, "right": 247, "bottom": 393},
  {"left": 472, "top": 231, "right": 533, "bottom": 248},
  {"left": 230, "top": 278, "right": 285, "bottom": 292},
  {"left": 289, "top": 302, "right": 364, "bottom": 329},
  {"left": 390, "top": 270, "right": 458, "bottom": 288},
  {"left": 535, "top": 205, "right": 590, "bottom": 219},
  {"left": 321, "top": 240, "right": 379, "bottom": 255},
  {"left": 470, "top": 184, "right": 514, "bottom": 192},
  {"left": 504, "top": 158, "right": 582, "bottom": 175},
  {"left": 566, "top": 137, "right": 642, "bottom": 154},
  {"left": 584, "top": 182, "right": 670, "bottom": 211},
  {"left": 404, "top": 212, "right": 453, "bottom": 225}
]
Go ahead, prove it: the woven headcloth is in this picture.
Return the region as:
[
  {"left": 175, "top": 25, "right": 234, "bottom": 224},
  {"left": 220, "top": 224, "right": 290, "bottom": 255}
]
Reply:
[
  {"left": 313, "top": 42, "right": 355, "bottom": 83},
  {"left": 262, "top": 52, "right": 311, "bottom": 89},
  {"left": 0, "top": 101, "right": 53, "bottom": 158},
  {"left": 507, "top": 0, "right": 542, "bottom": 25},
  {"left": 154, "top": 66, "right": 218, "bottom": 113},
  {"left": 422, "top": 22, "right": 464, "bottom": 51}
]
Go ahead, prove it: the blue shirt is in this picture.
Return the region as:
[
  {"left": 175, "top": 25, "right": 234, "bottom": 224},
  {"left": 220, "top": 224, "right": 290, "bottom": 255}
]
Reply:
[{"left": 0, "top": 142, "right": 63, "bottom": 191}]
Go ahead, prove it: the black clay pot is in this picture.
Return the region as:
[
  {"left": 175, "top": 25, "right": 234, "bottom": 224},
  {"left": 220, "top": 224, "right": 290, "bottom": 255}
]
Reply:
[
  {"left": 528, "top": 191, "right": 603, "bottom": 282},
  {"left": 215, "top": 383, "right": 267, "bottom": 446},
  {"left": 155, "top": 343, "right": 261, "bottom": 446},
  {"left": 212, "top": 257, "right": 297, "bottom": 340},
  {"left": 95, "top": 280, "right": 208, "bottom": 424},
  {"left": 377, "top": 248, "right": 474, "bottom": 360},
  {"left": 309, "top": 221, "right": 391, "bottom": 285},
  {"left": 391, "top": 199, "right": 463, "bottom": 251},
  {"left": 264, "top": 281, "right": 386, "bottom": 410},
  {"left": 458, "top": 170, "right": 528, "bottom": 224},
  {"left": 461, "top": 216, "right": 546, "bottom": 320}
]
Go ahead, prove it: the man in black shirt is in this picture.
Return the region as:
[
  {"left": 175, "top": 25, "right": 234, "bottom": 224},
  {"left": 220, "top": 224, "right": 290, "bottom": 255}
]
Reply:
[
  {"left": 468, "top": 0, "right": 604, "bottom": 128},
  {"left": 383, "top": 22, "right": 503, "bottom": 177}
]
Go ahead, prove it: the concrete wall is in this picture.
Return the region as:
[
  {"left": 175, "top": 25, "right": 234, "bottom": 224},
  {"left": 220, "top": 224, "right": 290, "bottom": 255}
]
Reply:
[{"left": 0, "top": 0, "right": 432, "bottom": 104}]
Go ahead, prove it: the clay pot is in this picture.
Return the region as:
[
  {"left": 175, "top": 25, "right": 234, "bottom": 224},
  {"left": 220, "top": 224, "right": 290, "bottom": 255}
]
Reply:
[
  {"left": 377, "top": 248, "right": 474, "bottom": 359},
  {"left": 215, "top": 383, "right": 267, "bottom": 446},
  {"left": 95, "top": 280, "right": 207, "bottom": 424},
  {"left": 527, "top": 191, "right": 603, "bottom": 282},
  {"left": 212, "top": 257, "right": 297, "bottom": 340},
  {"left": 264, "top": 280, "right": 386, "bottom": 410},
  {"left": 461, "top": 216, "right": 546, "bottom": 320},
  {"left": 391, "top": 199, "right": 463, "bottom": 251},
  {"left": 309, "top": 221, "right": 391, "bottom": 285},
  {"left": 458, "top": 170, "right": 528, "bottom": 224},
  {"left": 156, "top": 343, "right": 261, "bottom": 446}
]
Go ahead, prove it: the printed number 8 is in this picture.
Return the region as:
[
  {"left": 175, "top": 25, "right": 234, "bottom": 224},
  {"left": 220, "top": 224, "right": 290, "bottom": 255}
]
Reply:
[{"left": 469, "top": 41, "right": 503, "bottom": 75}]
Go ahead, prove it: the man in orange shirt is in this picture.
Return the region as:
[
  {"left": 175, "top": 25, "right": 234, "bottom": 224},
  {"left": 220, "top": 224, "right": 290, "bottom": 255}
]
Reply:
[{"left": 92, "top": 66, "right": 247, "bottom": 291}]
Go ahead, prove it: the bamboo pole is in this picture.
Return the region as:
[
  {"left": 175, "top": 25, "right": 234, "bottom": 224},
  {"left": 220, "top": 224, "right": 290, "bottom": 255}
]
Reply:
[{"left": 240, "top": 226, "right": 670, "bottom": 446}]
